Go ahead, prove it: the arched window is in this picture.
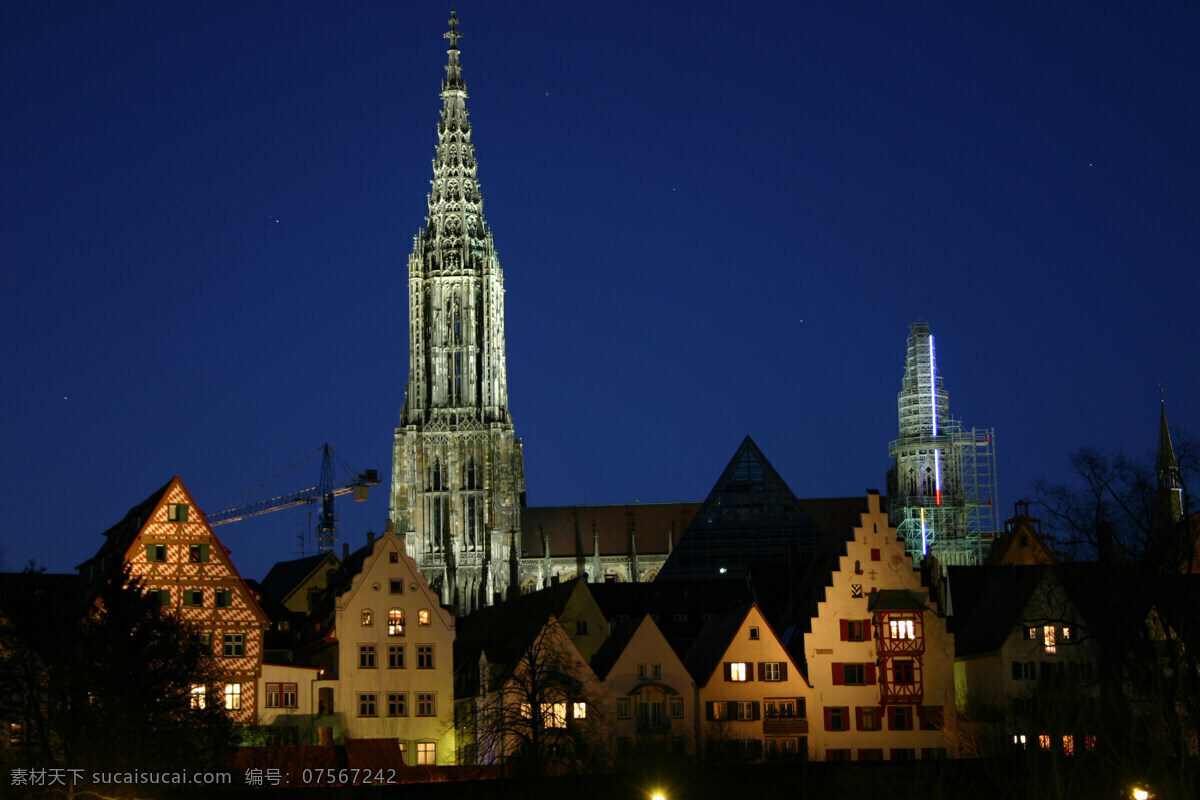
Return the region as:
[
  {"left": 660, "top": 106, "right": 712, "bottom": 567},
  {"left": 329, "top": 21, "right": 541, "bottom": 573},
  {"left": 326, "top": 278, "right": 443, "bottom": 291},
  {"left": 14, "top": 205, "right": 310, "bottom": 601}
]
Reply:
[
  {"left": 465, "top": 458, "right": 480, "bottom": 490},
  {"left": 388, "top": 609, "right": 405, "bottom": 637},
  {"left": 431, "top": 460, "right": 443, "bottom": 492}
]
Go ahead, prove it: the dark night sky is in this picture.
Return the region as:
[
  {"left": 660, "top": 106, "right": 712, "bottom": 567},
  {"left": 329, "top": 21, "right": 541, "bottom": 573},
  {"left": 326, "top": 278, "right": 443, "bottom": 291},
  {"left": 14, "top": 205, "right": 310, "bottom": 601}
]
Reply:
[{"left": 3, "top": 1, "right": 1196, "bottom": 582}]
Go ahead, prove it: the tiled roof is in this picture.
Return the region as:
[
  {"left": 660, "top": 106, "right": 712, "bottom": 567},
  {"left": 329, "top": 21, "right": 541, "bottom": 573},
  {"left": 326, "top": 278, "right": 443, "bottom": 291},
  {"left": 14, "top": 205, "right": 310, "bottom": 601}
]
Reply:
[
  {"left": 682, "top": 603, "right": 754, "bottom": 685},
  {"left": 261, "top": 552, "right": 336, "bottom": 605},
  {"left": 521, "top": 503, "right": 700, "bottom": 558}
]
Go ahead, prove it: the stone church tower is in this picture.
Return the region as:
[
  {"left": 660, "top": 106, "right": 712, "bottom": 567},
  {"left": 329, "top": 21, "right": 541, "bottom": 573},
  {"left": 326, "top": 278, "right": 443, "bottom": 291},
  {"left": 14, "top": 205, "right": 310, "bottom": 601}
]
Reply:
[{"left": 390, "top": 12, "right": 524, "bottom": 615}]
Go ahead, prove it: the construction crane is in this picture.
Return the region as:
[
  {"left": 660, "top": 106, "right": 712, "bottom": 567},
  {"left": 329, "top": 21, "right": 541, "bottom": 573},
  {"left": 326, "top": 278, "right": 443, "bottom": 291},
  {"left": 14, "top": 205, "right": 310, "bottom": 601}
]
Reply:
[{"left": 207, "top": 443, "right": 380, "bottom": 553}]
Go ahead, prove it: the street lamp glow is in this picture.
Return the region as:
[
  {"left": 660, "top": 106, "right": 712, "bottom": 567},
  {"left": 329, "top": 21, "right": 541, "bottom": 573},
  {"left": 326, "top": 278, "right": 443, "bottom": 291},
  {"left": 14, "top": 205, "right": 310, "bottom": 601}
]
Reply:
[
  {"left": 651, "top": 793, "right": 666, "bottom": 800},
  {"left": 1132, "top": 788, "right": 1150, "bottom": 800}
]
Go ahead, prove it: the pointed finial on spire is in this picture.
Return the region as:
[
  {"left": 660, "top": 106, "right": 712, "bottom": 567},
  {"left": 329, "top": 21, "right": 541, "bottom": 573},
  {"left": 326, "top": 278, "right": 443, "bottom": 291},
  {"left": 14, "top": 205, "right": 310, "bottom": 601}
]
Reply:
[
  {"left": 445, "top": 9, "right": 461, "bottom": 51},
  {"left": 1158, "top": 392, "right": 1179, "bottom": 473}
]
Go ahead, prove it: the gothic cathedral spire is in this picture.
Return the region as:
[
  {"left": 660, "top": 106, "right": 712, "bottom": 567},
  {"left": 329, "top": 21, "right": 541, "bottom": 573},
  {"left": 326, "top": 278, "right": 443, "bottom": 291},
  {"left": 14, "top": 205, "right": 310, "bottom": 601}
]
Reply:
[{"left": 390, "top": 12, "right": 525, "bottom": 615}]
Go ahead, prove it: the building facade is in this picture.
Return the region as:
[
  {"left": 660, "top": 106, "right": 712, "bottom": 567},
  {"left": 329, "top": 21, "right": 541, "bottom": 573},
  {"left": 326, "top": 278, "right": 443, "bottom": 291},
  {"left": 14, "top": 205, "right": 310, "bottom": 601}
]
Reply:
[{"left": 390, "top": 11, "right": 525, "bottom": 616}]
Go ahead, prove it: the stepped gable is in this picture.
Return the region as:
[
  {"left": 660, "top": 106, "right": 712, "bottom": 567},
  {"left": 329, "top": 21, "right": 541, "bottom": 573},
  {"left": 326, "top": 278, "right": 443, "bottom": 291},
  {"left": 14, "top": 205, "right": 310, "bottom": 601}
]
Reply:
[{"left": 656, "top": 436, "right": 826, "bottom": 582}]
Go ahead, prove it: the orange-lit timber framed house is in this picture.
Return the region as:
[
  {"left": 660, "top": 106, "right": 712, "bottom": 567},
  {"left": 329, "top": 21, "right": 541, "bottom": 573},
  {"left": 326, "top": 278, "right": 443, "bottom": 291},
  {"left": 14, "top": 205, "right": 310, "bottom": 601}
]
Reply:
[{"left": 78, "top": 476, "right": 269, "bottom": 724}]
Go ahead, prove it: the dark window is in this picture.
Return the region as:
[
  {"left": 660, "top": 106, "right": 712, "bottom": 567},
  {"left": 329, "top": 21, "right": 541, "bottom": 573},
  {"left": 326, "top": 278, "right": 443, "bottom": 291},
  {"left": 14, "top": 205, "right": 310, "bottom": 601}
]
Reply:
[
  {"left": 223, "top": 634, "right": 244, "bottom": 657},
  {"left": 390, "top": 580, "right": 404, "bottom": 594},
  {"left": 215, "top": 589, "right": 232, "bottom": 608},
  {"left": 388, "top": 693, "right": 407, "bottom": 717},
  {"left": 146, "top": 544, "right": 167, "bottom": 563},
  {"left": 417, "top": 644, "right": 434, "bottom": 669},
  {"left": 388, "top": 645, "right": 405, "bottom": 669},
  {"left": 389, "top": 552, "right": 399, "bottom": 563},
  {"left": 358, "top": 693, "right": 377, "bottom": 717},
  {"left": 576, "top": 620, "right": 588, "bottom": 635},
  {"left": 889, "top": 706, "right": 913, "bottom": 731},
  {"left": 826, "top": 706, "right": 849, "bottom": 731},
  {"left": 416, "top": 693, "right": 435, "bottom": 716},
  {"left": 359, "top": 645, "right": 376, "bottom": 668},
  {"left": 894, "top": 660, "right": 915, "bottom": 684},
  {"left": 185, "top": 589, "right": 203, "bottom": 607},
  {"left": 870, "top": 548, "right": 881, "bottom": 561}
]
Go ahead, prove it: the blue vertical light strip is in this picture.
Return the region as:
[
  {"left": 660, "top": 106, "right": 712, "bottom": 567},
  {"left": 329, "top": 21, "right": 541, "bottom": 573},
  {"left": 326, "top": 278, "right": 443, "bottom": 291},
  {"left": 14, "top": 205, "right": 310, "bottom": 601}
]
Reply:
[{"left": 930, "top": 334, "right": 943, "bottom": 506}]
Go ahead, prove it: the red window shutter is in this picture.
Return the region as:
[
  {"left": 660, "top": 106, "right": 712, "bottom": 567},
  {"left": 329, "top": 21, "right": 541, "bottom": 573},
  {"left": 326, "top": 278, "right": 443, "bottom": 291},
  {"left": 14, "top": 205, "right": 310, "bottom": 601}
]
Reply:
[
  {"left": 871, "top": 548, "right": 881, "bottom": 561},
  {"left": 832, "top": 663, "right": 845, "bottom": 685},
  {"left": 865, "top": 663, "right": 877, "bottom": 685},
  {"left": 864, "top": 619, "right": 873, "bottom": 638},
  {"left": 840, "top": 619, "right": 849, "bottom": 640},
  {"left": 855, "top": 707, "right": 864, "bottom": 730},
  {"left": 823, "top": 707, "right": 833, "bottom": 731}
]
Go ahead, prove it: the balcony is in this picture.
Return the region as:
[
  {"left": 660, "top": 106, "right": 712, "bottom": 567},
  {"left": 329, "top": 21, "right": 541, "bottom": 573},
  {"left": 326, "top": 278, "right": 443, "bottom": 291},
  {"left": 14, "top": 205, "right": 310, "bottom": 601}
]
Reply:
[{"left": 762, "top": 716, "right": 808, "bottom": 736}]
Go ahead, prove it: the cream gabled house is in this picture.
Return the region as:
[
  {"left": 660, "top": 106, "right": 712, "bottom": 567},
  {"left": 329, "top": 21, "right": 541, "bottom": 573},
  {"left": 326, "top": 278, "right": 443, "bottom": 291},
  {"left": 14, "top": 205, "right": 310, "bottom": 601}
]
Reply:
[
  {"left": 592, "top": 614, "right": 697, "bottom": 758},
  {"left": 288, "top": 528, "right": 456, "bottom": 764},
  {"left": 77, "top": 476, "right": 269, "bottom": 724},
  {"left": 685, "top": 604, "right": 812, "bottom": 761},
  {"left": 797, "top": 491, "right": 956, "bottom": 760}
]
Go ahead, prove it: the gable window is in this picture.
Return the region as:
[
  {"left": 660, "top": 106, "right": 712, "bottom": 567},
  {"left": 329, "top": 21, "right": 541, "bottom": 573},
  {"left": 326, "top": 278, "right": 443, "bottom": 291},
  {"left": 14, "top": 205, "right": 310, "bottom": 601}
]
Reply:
[
  {"left": 223, "top": 634, "right": 244, "bottom": 657},
  {"left": 389, "top": 552, "right": 399, "bottom": 563},
  {"left": 1062, "top": 626, "right": 1072, "bottom": 641},
  {"left": 361, "top": 610, "right": 374, "bottom": 626},
  {"left": 359, "top": 644, "right": 376, "bottom": 668},
  {"left": 417, "top": 644, "right": 434, "bottom": 669},
  {"left": 749, "top": 626, "right": 760, "bottom": 640},
  {"left": 842, "top": 619, "right": 869, "bottom": 641},
  {"left": 388, "top": 644, "right": 405, "bottom": 669},
  {"left": 214, "top": 589, "right": 232, "bottom": 608},
  {"left": 224, "top": 683, "right": 241, "bottom": 711},
  {"left": 146, "top": 544, "right": 167, "bottom": 563},
  {"left": 870, "top": 548, "right": 881, "bottom": 561},
  {"left": 652, "top": 664, "right": 662, "bottom": 679},
  {"left": 189, "top": 544, "right": 210, "bottom": 563},
  {"left": 418, "top": 609, "right": 431, "bottom": 626},
  {"left": 573, "top": 702, "right": 587, "bottom": 720},
  {"left": 185, "top": 589, "right": 203, "bottom": 607},
  {"left": 762, "top": 662, "right": 782, "bottom": 681},
  {"left": 358, "top": 693, "right": 377, "bottom": 717},
  {"left": 390, "top": 579, "right": 404, "bottom": 594},
  {"left": 167, "top": 503, "right": 189, "bottom": 522},
  {"left": 388, "top": 609, "right": 405, "bottom": 636},
  {"left": 617, "top": 698, "right": 631, "bottom": 719},
  {"left": 416, "top": 693, "right": 435, "bottom": 717},
  {"left": 1043, "top": 625, "right": 1057, "bottom": 654},
  {"left": 637, "top": 664, "right": 647, "bottom": 680},
  {"left": 576, "top": 620, "right": 588, "bottom": 635},
  {"left": 726, "top": 662, "right": 749, "bottom": 682},
  {"left": 388, "top": 693, "right": 408, "bottom": 717}
]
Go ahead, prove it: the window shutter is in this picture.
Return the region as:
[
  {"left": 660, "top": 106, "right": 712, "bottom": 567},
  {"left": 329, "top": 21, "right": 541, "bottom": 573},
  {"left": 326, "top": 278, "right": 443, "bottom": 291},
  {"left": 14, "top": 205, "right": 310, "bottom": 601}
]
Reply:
[
  {"left": 823, "top": 707, "right": 833, "bottom": 730},
  {"left": 840, "top": 619, "right": 849, "bottom": 640},
  {"left": 200, "top": 543, "right": 210, "bottom": 562},
  {"left": 832, "top": 663, "right": 845, "bottom": 685},
  {"left": 747, "top": 664, "right": 755, "bottom": 682},
  {"left": 726, "top": 701, "right": 736, "bottom": 719},
  {"left": 1011, "top": 661, "right": 1021, "bottom": 680},
  {"left": 146, "top": 544, "right": 155, "bottom": 561},
  {"left": 855, "top": 707, "right": 864, "bottom": 730},
  {"left": 758, "top": 662, "right": 766, "bottom": 681},
  {"left": 865, "top": 663, "right": 876, "bottom": 685},
  {"left": 864, "top": 619, "right": 873, "bottom": 637},
  {"left": 751, "top": 701, "right": 760, "bottom": 721},
  {"left": 779, "top": 662, "right": 788, "bottom": 681},
  {"left": 705, "top": 702, "right": 715, "bottom": 721},
  {"left": 723, "top": 662, "right": 732, "bottom": 681}
]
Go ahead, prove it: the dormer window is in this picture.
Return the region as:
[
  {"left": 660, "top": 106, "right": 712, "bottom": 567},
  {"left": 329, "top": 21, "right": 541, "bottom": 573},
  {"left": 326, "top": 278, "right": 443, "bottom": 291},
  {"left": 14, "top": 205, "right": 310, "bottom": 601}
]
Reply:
[{"left": 167, "top": 503, "right": 189, "bottom": 522}]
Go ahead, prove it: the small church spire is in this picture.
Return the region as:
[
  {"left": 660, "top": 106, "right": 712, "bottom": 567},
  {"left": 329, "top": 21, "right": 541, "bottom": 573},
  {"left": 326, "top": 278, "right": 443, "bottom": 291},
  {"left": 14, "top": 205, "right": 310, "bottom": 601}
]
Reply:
[{"left": 1157, "top": 390, "right": 1183, "bottom": 526}]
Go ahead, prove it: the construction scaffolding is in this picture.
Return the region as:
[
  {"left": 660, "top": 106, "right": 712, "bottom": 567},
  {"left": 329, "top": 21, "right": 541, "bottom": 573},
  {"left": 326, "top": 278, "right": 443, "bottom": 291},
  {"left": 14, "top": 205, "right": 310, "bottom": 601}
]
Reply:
[{"left": 887, "top": 321, "right": 998, "bottom": 567}]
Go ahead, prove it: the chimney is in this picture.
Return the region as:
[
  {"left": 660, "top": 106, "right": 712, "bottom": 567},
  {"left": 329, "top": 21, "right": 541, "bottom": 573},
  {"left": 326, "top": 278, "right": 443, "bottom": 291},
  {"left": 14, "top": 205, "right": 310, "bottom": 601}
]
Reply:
[
  {"left": 367, "top": 530, "right": 375, "bottom": 552},
  {"left": 342, "top": 543, "right": 350, "bottom": 561}
]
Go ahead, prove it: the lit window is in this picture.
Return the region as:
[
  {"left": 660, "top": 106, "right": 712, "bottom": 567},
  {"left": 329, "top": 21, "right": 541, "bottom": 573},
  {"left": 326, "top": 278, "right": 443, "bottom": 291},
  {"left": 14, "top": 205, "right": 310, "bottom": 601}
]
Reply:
[
  {"left": 858, "top": 706, "right": 880, "bottom": 731},
  {"left": 9, "top": 723, "right": 22, "bottom": 744},
  {"left": 361, "top": 609, "right": 374, "bottom": 626},
  {"left": 359, "top": 644, "right": 376, "bottom": 668},
  {"left": 573, "top": 702, "right": 587, "bottom": 720},
  {"left": 388, "top": 609, "right": 405, "bottom": 636},
  {"left": 728, "top": 662, "right": 748, "bottom": 681},
  {"left": 224, "top": 683, "right": 241, "bottom": 711},
  {"left": 167, "top": 503, "right": 189, "bottom": 522},
  {"left": 359, "top": 693, "right": 377, "bottom": 717},
  {"left": 520, "top": 703, "right": 532, "bottom": 719},
  {"left": 416, "top": 741, "right": 436, "bottom": 765},
  {"left": 388, "top": 693, "right": 407, "bottom": 717},
  {"left": 223, "top": 633, "right": 244, "bottom": 657},
  {"left": 710, "top": 702, "right": 729, "bottom": 721},
  {"left": 763, "top": 662, "right": 782, "bottom": 681},
  {"left": 388, "top": 644, "right": 405, "bottom": 669},
  {"left": 889, "top": 618, "right": 916, "bottom": 640},
  {"left": 190, "top": 685, "right": 206, "bottom": 709},
  {"left": 1038, "top": 734, "right": 1051, "bottom": 750},
  {"left": 416, "top": 693, "right": 435, "bottom": 717},
  {"left": 418, "top": 609, "right": 431, "bottom": 626},
  {"left": 549, "top": 702, "right": 567, "bottom": 728},
  {"left": 417, "top": 644, "right": 434, "bottom": 669},
  {"left": 1085, "top": 735, "right": 1096, "bottom": 750},
  {"left": 1044, "top": 625, "right": 1057, "bottom": 654},
  {"left": 189, "top": 544, "right": 210, "bottom": 563},
  {"left": 1062, "top": 735, "right": 1075, "bottom": 756},
  {"left": 617, "top": 698, "right": 631, "bottom": 719},
  {"left": 1062, "top": 626, "right": 1072, "bottom": 641},
  {"left": 398, "top": 742, "right": 408, "bottom": 765}
]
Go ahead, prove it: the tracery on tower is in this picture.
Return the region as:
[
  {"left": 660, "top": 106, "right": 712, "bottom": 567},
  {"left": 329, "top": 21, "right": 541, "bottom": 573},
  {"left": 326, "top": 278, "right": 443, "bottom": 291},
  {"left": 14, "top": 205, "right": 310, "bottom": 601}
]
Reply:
[{"left": 887, "top": 320, "right": 998, "bottom": 566}]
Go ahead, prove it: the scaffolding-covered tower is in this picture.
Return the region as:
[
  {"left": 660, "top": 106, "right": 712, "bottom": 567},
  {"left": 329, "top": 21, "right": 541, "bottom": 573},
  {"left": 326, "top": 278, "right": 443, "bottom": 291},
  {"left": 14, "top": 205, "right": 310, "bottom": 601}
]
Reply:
[{"left": 887, "top": 320, "right": 998, "bottom": 566}]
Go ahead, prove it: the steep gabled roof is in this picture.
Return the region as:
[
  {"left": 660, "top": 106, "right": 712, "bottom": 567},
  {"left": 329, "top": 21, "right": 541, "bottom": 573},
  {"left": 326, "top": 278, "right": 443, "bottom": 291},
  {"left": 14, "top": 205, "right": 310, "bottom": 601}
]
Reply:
[
  {"left": 588, "top": 613, "right": 647, "bottom": 680},
  {"left": 261, "top": 552, "right": 339, "bottom": 606},
  {"left": 521, "top": 503, "right": 701, "bottom": 559},
  {"left": 682, "top": 603, "right": 754, "bottom": 685},
  {"left": 77, "top": 477, "right": 174, "bottom": 576}
]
